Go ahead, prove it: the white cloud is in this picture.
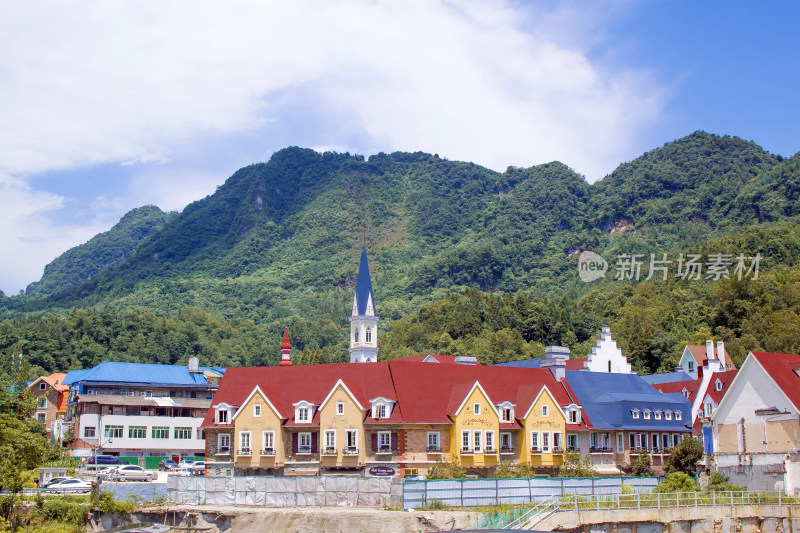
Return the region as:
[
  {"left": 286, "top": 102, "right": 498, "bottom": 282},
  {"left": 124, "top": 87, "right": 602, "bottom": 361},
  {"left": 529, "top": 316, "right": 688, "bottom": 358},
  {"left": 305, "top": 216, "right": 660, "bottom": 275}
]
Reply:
[{"left": 0, "top": 0, "right": 664, "bottom": 293}]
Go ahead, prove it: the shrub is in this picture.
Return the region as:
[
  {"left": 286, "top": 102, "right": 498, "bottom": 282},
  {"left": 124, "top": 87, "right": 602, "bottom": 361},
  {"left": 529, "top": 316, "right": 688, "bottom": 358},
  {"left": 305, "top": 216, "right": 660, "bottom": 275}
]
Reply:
[
  {"left": 653, "top": 472, "right": 700, "bottom": 493},
  {"left": 425, "top": 458, "right": 466, "bottom": 480}
]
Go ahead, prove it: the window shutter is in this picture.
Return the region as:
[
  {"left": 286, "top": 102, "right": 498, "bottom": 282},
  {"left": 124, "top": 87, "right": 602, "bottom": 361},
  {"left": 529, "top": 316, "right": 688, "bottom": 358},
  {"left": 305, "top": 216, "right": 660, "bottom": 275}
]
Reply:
[
  {"left": 371, "top": 433, "right": 378, "bottom": 451},
  {"left": 311, "top": 432, "right": 318, "bottom": 453},
  {"left": 292, "top": 433, "right": 298, "bottom": 453},
  {"left": 391, "top": 432, "right": 398, "bottom": 451}
]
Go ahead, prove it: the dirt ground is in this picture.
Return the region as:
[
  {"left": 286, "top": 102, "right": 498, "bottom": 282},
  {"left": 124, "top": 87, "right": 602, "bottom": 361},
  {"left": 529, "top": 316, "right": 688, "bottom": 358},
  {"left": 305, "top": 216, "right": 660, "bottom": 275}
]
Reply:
[{"left": 133, "top": 505, "right": 482, "bottom": 533}]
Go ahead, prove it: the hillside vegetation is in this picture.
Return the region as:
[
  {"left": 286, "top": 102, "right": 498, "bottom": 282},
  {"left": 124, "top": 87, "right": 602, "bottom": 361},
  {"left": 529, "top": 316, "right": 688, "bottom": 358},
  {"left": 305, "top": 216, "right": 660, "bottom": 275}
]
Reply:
[{"left": 1, "top": 132, "right": 798, "bottom": 379}]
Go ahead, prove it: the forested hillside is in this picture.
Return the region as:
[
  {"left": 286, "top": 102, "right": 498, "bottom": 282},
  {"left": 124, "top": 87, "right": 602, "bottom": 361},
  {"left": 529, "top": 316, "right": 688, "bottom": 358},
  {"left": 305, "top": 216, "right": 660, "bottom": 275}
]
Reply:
[{"left": 1, "top": 131, "right": 798, "bottom": 379}]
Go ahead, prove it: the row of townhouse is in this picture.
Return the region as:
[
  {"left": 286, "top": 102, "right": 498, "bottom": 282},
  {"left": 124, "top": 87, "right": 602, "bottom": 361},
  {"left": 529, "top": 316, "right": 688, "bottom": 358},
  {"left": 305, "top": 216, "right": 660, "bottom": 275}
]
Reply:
[{"left": 200, "top": 329, "right": 693, "bottom": 478}]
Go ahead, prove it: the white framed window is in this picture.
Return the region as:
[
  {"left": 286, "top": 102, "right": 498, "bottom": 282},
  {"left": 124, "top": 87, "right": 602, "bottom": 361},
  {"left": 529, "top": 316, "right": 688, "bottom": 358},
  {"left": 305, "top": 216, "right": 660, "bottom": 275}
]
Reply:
[
  {"left": 682, "top": 388, "right": 689, "bottom": 398},
  {"left": 461, "top": 430, "right": 471, "bottom": 452},
  {"left": 262, "top": 431, "right": 275, "bottom": 452},
  {"left": 715, "top": 379, "right": 723, "bottom": 391},
  {"left": 298, "top": 432, "right": 312, "bottom": 454},
  {"left": 530, "top": 431, "right": 539, "bottom": 451},
  {"left": 354, "top": 327, "right": 359, "bottom": 343},
  {"left": 665, "top": 410, "right": 672, "bottom": 420},
  {"left": 542, "top": 431, "right": 550, "bottom": 453},
  {"left": 84, "top": 426, "right": 96, "bottom": 438},
  {"left": 644, "top": 409, "right": 651, "bottom": 420},
  {"left": 553, "top": 432, "right": 562, "bottom": 451},
  {"left": 542, "top": 405, "right": 549, "bottom": 417},
  {"left": 501, "top": 407, "right": 512, "bottom": 422},
  {"left": 663, "top": 434, "right": 670, "bottom": 449},
  {"left": 473, "top": 430, "right": 482, "bottom": 453},
  {"left": 501, "top": 432, "right": 512, "bottom": 451},
  {"left": 655, "top": 410, "right": 662, "bottom": 420},
  {"left": 485, "top": 431, "right": 494, "bottom": 452},
  {"left": 254, "top": 404, "right": 261, "bottom": 417},
  {"left": 427, "top": 432, "right": 441, "bottom": 452},
  {"left": 336, "top": 402, "right": 344, "bottom": 415},
  {"left": 37, "top": 397, "right": 47, "bottom": 409},
  {"left": 145, "top": 390, "right": 152, "bottom": 397},
  {"left": 568, "top": 410, "right": 578, "bottom": 423},
  {"left": 365, "top": 327, "right": 372, "bottom": 343},
  {"left": 688, "top": 361, "right": 694, "bottom": 372},
  {"left": 216, "top": 408, "right": 229, "bottom": 424},
  {"left": 473, "top": 403, "right": 481, "bottom": 415},
  {"left": 218, "top": 433, "right": 231, "bottom": 453},
  {"left": 376, "top": 404, "right": 386, "bottom": 418},
  {"left": 345, "top": 429, "right": 358, "bottom": 452},
  {"left": 617, "top": 433, "right": 624, "bottom": 451},
  {"left": 591, "top": 432, "right": 599, "bottom": 448},
  {"left": 324, "top": 430, "right": 336, "bottom": 451},
  {"left": 632, "top": 409, "right": 640, "bottom": 419},
  {"left": 39, "top": 382, "right": 47, "bottom": 390},
  {"left": 567, "top": 434, "right": 577, "bottom": 451},
  {"left": 675, "top": 410, "right": 682, "bottom": 421},
  {"left": 652, "top": 434, "right": 659, "bottom": 450},
  {"left": 704, "top": 402, "right": 712, "bottom": 417},
  {"left": 378, "top": 431, "right": 391, "bottom": 452},
  {"left": 239, "top": 431, "right": 251, "bottom": 453},
  {"left": 673, "top": 434, "right": 680, "bottom": 447}
]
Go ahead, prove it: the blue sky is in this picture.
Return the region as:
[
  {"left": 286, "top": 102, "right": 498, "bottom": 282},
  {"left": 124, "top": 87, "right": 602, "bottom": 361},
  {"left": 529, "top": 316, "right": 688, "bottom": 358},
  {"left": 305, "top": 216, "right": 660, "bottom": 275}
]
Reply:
[{"left": 0, "top": 0, "right": 798, "bottom": 295}]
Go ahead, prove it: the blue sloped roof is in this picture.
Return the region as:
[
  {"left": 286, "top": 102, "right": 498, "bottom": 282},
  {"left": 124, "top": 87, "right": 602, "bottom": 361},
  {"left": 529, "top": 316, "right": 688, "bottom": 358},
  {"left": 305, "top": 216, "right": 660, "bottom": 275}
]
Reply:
[
  {"left": 62, "top": 369, "right": 91, "bottom": 387},
  {"left": 354, "top": 247, "right": 375, "bottom": 316},
  {"left": 495, "top": 359, "right": 543, "bottom": 368},
  {"left": 639, "top": 372, "right": 693, "bottom": 385},
  {"left": 565, "top": 370, "right": 691, "bottom": 431},
  {"left": 65, "top": 361, "right": 223, "bottom": 387}
]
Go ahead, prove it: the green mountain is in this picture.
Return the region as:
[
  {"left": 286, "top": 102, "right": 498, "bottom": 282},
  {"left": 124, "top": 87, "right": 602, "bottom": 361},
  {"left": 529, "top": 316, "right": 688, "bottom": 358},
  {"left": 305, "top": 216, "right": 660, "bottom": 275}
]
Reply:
[
  {"left": 1, "top": 131, "right": 799, "bottom": 377},
  {"left": 25, "top": 206, "right": 177, "bottom": 297}
]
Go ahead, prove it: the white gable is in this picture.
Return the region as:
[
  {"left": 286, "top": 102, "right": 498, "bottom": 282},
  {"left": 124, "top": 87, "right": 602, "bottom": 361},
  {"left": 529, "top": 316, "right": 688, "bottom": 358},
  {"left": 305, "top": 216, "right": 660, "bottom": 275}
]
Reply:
[{"left": 584, "top": 327, "right": 633, "bottom": 374}]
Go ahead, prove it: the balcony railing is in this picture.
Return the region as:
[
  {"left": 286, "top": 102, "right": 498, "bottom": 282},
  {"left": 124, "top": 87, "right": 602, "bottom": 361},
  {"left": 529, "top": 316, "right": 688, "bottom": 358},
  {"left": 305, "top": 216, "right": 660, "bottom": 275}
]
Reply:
[
  {"left": 552, "top": 445, "right": 564, "bottom": 454},
  {"left": 297, "top": 447, "right": 311, "bottom": 454},
  {"left": 500, "top": 446, "right": 514, "bottom": 454},
  {"left": 260, "top": 448, "right": 275, "bottom": 456},
  {"left": 427, "top": 445, "right": 442, "bottom": 453},
  {"left": 590, "top": 446, "right": 614, "bottom": 453},
  {"left": 461, "top": 446, "right": 472, "bottom": 454},
  {"left": 238, "top": 448, "right": 251, "bottom": 456},
  {"left": 216, "top": 446, "right": 231, "bottom": 456},
  {"left": 322, "top": 447, "right": 337, "bottom": 455},
  {"left": 485, "top": 447, "right": 496, "bottom": 454},
  {"left": 343, "top": 446, "right": 359, "bottom": 455},
  {"left": 530, "top": 446, "right": 541, "bottom": 454},
  {"left": 376, "top": 446, "right": 393, "bottom": 454}
]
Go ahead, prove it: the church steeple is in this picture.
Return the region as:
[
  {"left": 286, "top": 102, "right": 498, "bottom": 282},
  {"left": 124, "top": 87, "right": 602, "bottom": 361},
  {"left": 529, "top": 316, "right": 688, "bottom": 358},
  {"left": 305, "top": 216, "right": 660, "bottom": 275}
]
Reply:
[
  {"left": 278, "top": 327, "right": 293, "bottom": 366},
  {"left": 349, "top": 247, "right": 378, "bottom": 363}
]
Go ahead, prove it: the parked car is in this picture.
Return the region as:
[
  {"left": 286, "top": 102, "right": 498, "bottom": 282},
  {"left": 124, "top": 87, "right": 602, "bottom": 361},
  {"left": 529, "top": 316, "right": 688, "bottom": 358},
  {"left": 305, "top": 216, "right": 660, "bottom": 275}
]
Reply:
[
  {"left": 85, "top": 455, "right": 126, "bottom": 469},
  {"left": 111, "top": 465, "right": 157, "bottom": 482},
  {"left": 177, "top": 460, "right": 195, "bottom": 469},
  {"left": 158, "top": 459, "right": 178, "bottom": 471},
  {"left": 188, "top": 461, "right": 205, "bottom": 475},
  {"left": 39, "top": 477, "right": 70, "bottom": 488},
  {"left": 42, "top": 478, "right": 92, "bottom": 493}
]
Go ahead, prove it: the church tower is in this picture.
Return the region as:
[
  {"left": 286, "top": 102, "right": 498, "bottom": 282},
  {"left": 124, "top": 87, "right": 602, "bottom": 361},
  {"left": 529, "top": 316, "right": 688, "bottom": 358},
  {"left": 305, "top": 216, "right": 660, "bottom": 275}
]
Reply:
[{"left": 349, "top": 247, "right": 378, "bottom": 363}]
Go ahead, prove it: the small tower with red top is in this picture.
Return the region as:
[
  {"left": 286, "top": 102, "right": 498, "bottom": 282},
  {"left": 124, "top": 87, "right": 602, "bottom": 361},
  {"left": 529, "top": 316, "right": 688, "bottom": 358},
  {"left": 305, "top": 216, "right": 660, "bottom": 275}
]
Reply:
[{"left": 279, "top": 327, "right": 293, "bottom": 366}]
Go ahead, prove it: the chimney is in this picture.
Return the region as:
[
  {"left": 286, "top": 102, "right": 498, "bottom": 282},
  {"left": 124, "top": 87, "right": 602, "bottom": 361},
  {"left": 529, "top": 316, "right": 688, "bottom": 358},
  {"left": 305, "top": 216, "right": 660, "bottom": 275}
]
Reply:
[
  {"left": 188, "top": 357, "right": 200, "bottom": 373},
  {"left": 279, "top": 328, "right": 293, "bottom": 367},
  {"left": 541, "top": 346, "right": 570, "bottom": 381},
  {"left": 716, "top": 341, "right": 726, "bottom": 368},
  {"left": 454, "top": 355, "right": 477, "bottom": 365},
  {"left": 706, "top": 340, "right": 715, "bottom": 362}
]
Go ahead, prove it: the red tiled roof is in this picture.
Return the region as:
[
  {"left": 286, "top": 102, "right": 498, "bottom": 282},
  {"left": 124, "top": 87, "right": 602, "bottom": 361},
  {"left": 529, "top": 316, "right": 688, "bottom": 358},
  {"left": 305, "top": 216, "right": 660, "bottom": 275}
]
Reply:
[
  {"left": 706, "top": 370, "right": 738, "bottom": 403},
  {"left": 751, "top": 352, "right": 800, "bottom": 411},
  {"left": 653, "top": 378, "right": 701, "bottom": 403},
  {"left": 202, "top": 361, "right": 591, "bottom": 430},
  {"left": 566, "top": 358, "right": 587, "bottom": 370},
  {"left": 686, "top": 344, "right": 736, "bottom": 371},
  {"left": 391, "top": 354, "right": 479, "bottom": 364},
  {"left": 43, "top": 373, "right": 69, "bottom": 392}
]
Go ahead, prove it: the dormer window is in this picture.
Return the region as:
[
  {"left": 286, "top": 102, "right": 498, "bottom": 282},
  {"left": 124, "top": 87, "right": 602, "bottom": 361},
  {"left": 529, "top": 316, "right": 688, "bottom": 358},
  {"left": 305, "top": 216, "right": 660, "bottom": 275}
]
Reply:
[
  {"left": 294, "top": 400, "right": 315, "bottom": 424},
  {"left": 631, "top": 409, "right": 640, "bottom": 419},
  {"left": 370, "top": 397, "right": 395, "bottom": 419},
  {"left": 216, "top": 405, "right": 231, "bottom": 424},
  {"left": 643, "top": 409, "right": 651, "bottom": 420},
  {"left": 715, "top": 379, "right": 723, "bottom": 391},
  {"left": 496, "top": 401, "right": 515, "bottom": 423},
  {"left": 675, "top": 410, "right": 682, "bottom": 421},
  {"left": 682, "top": 388, "right": 689, "bottom": 399},
  {"left": 655, "top": 410, "right": 662, "bottom": 420},
  {"left": 665, "top": 410, "right": 672, "bottom": 420}
]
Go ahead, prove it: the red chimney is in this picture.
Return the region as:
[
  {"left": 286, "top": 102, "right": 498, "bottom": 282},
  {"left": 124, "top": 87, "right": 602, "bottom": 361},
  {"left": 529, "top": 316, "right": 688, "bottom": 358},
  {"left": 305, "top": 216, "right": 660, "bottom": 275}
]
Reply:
[{"left": 279, "top": 328, "right": 293, "bottom": 366}]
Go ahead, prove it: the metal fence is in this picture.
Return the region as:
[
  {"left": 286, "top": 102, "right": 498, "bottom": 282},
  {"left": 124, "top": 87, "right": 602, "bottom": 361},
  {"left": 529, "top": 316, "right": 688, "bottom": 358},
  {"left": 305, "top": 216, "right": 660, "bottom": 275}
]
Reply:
[
  {"left": 403, "top": 476, "right": 660, "bottom": 509},
  {"left": 168, "top": 475, "right": 401, "bottom": 507}
]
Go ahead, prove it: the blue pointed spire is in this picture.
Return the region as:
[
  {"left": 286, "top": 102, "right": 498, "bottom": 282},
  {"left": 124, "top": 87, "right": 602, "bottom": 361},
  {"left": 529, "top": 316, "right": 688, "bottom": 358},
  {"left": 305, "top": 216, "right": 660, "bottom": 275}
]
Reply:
[{"left": 354, "top": 247, "right": 375, "bottom": 315}]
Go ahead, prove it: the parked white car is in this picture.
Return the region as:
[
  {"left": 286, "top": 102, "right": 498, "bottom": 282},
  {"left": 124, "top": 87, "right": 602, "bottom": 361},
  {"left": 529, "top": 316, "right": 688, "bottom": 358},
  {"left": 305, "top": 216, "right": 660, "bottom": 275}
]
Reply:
[
  {"left": 42, "top": 478, "right": 92, "bottom": 493},
  {"left": 110, "top": 465, "right": 157, "bottom": 482}
]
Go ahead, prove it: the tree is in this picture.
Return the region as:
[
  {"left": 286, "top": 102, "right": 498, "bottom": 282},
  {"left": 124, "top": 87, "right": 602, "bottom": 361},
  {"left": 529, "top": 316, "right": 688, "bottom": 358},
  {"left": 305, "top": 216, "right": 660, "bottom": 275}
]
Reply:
[
  {"left": 706, "top": 471, "right": 745, "bottom": 492},
  {"left": 558, "top": 451, "right": 598, "bottom": 477},
  {"left": 631, "top": 450, "right": 656, "bottom": 476},
  {"left": 653, "top": 472, "right": 699, "bottom": 493},
  {"left": 664, "top": 437, "right": 704, "bottom": 476},
  {"left": 494, "top": 461, "right": 534, "bottom": 479},
  {"left": 425, "top": 458, "right": 466, "bottom": 480},
  {"left": 0, "top": 379, "right": 49, "bottom": 526}
]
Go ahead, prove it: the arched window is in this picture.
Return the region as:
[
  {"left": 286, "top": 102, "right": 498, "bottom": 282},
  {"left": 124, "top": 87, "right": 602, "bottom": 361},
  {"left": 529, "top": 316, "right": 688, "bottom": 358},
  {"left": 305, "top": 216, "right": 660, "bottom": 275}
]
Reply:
[
  {"left": 365, "top": 327, "right": 372, "bottom": 343},
  {"left": 354, "top": 327, "right": 359, "bottom": 343}
]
